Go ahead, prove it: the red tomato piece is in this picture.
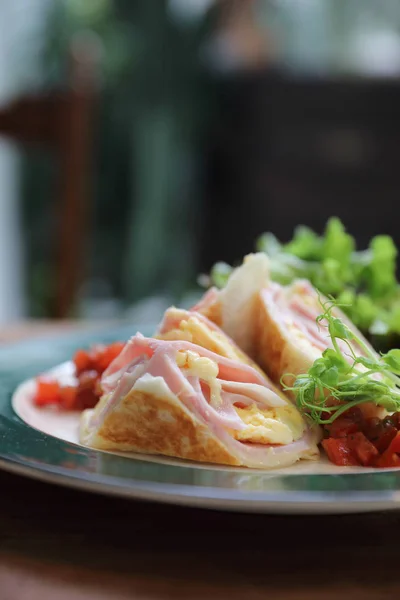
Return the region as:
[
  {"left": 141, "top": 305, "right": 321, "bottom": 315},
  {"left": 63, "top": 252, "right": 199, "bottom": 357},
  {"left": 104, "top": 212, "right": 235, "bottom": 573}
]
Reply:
[
  {"left": 376, "top": 428, "right": 397, "bottom": 453},
  {"left": 369, "top": 423, "right": 397, "bottom": 453},
  {"left": 34, "top": 378, "right": 61, "bottom": 407},
  {"left": 347, "top": 432, "right": 379, "bottom": 466},
  {"left": 374, "top": 449, "right": 400, "bottom": 468},
  {"left": 383, "top": 412, "right": 400, "bottom": 430},
  {"left": 325, "top": 417, "right": 360, "bottom": 439},
  {"left": 385, "top": 431, "right": 400, "bottom": 455},
  {"left": 75, "top": 370, "right": 101, "bottom": 410},
  {"left": 73, "top": 349, "right": 92, "bottom": 375},
  {"left": 95, "top": 342, "right": 125, "bottom": 373},
  {"left": 35, "top": 341, "right": 123, "bottom": 412},
  {"left": 322, "top": 438, "right": 360, "bottom": 466},
  {"left": 324, "top": 407, "right": 363, "bottom": 438},
  {"left": 59, "top": 386, "right": 77, "bottom": 410},
  {"left": 372, "top": 431, "right": 400, "bottom": 468}
]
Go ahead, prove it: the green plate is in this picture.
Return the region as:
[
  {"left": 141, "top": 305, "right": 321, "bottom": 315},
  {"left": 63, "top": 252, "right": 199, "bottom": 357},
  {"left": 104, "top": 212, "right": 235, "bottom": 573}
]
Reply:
[{"left": 2, "top": 324, "right": 400, "bottom": 514}]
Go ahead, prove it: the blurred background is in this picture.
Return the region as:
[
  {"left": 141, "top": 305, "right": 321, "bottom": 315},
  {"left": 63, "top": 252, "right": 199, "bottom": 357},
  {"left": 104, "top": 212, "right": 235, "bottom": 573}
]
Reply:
[{"left": 2, "top": 0, "right": 400, "bottom": 325}]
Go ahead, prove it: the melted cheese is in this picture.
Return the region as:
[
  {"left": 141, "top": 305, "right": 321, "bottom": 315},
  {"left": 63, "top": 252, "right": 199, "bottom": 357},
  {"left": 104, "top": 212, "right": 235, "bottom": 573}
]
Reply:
[{"left": 233, "top": 403, "right": 305, "bottom": 445}]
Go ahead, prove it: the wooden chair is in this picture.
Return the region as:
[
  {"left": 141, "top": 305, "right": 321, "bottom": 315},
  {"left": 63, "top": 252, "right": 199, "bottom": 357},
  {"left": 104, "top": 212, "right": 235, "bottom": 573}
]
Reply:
[{"left": 0, "top": 34, "right": 99, "bottom": 318}]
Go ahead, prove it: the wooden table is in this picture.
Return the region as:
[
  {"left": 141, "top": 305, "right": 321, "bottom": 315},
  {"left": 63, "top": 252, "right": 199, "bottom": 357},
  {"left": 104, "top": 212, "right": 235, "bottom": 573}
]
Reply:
[{"left": 1, "top": 323, "right": 400, "bottom": 599}]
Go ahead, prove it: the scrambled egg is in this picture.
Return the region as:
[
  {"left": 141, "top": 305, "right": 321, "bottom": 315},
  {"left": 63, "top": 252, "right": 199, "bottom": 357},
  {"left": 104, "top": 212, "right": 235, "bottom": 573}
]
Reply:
[
  {"left": 233, "top": 403, "right": 305, "bottom": 445},
  {"left": 176, "top": 350, "right": 222, "bottom": 406},
  {"left": 158, "top": 315, "right": 253, "bottom": 365}
]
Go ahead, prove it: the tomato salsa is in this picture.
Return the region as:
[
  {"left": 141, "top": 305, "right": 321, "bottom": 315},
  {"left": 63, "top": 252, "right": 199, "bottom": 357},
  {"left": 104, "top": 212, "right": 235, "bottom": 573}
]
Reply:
[
  {"left": 322, "top": 408, "right": 400, "bottom": 468},
  {"left": 33, "top": 342, "right": 125, "bottom": 411}
]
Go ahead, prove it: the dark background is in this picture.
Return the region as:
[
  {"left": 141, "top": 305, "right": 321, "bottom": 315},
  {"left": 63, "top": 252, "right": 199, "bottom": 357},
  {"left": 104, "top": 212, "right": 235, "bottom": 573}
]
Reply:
[{"left": 202, "top": 75, "right": 400, "bottom": 268}]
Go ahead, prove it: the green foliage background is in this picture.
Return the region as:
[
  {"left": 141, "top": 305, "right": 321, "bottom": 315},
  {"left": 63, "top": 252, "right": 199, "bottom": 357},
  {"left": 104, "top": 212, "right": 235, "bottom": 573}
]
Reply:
[{"left": 22, "top": 0, "right": 214, "bottom": 317}]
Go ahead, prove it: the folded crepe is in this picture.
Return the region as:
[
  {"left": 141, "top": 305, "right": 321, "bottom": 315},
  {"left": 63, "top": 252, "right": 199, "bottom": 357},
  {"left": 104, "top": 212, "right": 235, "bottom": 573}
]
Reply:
[
  {"left": 156, "top": 306, "right": 262, "bottom": 372},
  {"left": 195, "top": 253, "right": 383, "bottom": 418},
  {"left": 257, "top": 278, "right": 385, "bottom": 418},
  {"left": 193, "top": 253, "right": 269, "bottom": 358},
  {"left": 80, "top": 334, "right": 320, "bottom": 468},
  {"left": 257, "top": 278, "right": 354, "bottom": 382}
]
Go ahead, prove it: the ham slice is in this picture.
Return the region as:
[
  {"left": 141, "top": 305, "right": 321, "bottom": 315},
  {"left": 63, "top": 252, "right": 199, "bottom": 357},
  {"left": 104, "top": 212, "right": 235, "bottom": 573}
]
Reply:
[
  {"left": 262, "top": 280, "right": 368, "bottom": 359},
  {"left": 102, "top": 335, "right": 269, "bottom": 393}
]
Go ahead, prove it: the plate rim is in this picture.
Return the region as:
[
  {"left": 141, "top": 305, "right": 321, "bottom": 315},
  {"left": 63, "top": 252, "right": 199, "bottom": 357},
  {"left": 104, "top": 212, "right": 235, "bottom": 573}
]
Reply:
[{"left": 2, "top": 448, "right": 400, "bottom": 514}]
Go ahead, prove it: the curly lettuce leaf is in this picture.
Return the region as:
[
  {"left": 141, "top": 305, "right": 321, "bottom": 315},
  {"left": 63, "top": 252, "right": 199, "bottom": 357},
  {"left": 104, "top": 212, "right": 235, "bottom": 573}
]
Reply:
[{"left": 365, "top": 235, "right": 397, "bottom": 300}]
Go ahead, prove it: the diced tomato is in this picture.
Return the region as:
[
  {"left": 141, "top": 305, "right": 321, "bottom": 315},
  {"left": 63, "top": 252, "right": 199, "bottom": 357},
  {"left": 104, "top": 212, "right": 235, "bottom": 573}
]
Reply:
[
  {"left": 325, "top": 416, "right": 360, "bottom": 439},
  {"left": 322, "top": 409, "right": 400, "bottom": 469},
  {"left": 383, "top": 412, "right": 400, "bottom": 430},
  {"left": 35, "top": 340, "right": 124, "bottom": 412},
  {"left": 374, "top": 448, "right": 400, "bottom": 468},
  {"left": 347, "top": 432, "right": 379, "bottom": 466},
  {"left": 384, "top": 431, "right": 400, "bottom": 455},
  {"left": 374, "top": 432, "right": 400, "bottom": 467},
  {"left": 73, "top": 349, "right": 92, "bottom": 375},
  {"left": 94, "top": 342, "right": 125, "bottom": 373},
  {"left": 34, "top": 378, "right": 61, "bottom": 406},
  {"left": 324, "top": 407, "right": 363, "bottom": 439},
  {"left": 75, "top": 388, "right": 99, "bottom": 410},
  {"left": 74, "top": 370, "right": 100, "bottom": 410},
  {"left": 322, "top": 438, "right": 360, "bottom": 466},
  {"left": 59, "top": 386, "right": 77, "bottom": 410},
  {"left": 364, "top": 420, "right": 397, "bottom": 453}
]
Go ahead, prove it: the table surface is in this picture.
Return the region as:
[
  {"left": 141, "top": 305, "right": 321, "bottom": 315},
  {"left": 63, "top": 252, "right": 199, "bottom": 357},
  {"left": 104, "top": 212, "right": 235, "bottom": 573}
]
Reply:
[{"left": 2, "top": 322, "right": 400, "bottom": 599}]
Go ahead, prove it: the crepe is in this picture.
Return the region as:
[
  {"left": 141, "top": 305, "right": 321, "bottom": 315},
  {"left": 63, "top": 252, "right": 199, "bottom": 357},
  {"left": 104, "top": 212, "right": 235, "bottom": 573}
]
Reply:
[
  {"left": 155, "top": 306, "right": 262, "bottom": 372},
  {"left": 257, "top": 278, "right": 385, "bottom": 417},
  {"left": 80, "top": 335, "right": 320, "bottom": 468},
  {"left": 257, "top": 279, "right": 341, "bottom": 383},
  {"left": 193, "top": 253, "right": 269, "bottom": 358},
  {"left": 194, "top": 254, "right": 384, "bottom": 418}
]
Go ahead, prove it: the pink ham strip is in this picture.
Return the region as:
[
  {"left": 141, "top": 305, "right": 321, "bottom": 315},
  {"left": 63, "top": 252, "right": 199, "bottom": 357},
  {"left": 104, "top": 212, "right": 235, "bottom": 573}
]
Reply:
[
  {"left": 157, "top": 306, "right": 287, "bottom": 407},
  {"left": 102, "top": 334, "right": 153, "bottom": 392},
  {"left": 289, "top": 304, "right": 330, "bottom": 352},
  {"left": 190, "top": 287, "right": 220, "bottom": 313},
  {"left": 102, "top": 335, "right": 270, "bottom": 393},
  {"left": 218, "top": 380, "right": 286, "bottom": 408},
  {"left": 188, "top": 377, "right": 245, "bottom": 431},
  {"left": 100, "top": 342, "right": 247, "bottom": 432},
  {"left": 88, "top": 335, "right": 314, "bottom": 468},
  {"left": 262, "top": 283, "right": 362, "bottom": 359},
  {"left": 288, "top": 287, "right": 365, "bottom": 359}
]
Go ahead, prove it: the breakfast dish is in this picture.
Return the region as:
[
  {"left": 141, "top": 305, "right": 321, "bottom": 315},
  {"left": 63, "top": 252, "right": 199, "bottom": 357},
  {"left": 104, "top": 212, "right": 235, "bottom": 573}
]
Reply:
[
  {"left": 79, "top": 334, "right": 319, "bottom": 468},
  {"left": 7, "top": 219, "right": 400, "bottom": 513}
]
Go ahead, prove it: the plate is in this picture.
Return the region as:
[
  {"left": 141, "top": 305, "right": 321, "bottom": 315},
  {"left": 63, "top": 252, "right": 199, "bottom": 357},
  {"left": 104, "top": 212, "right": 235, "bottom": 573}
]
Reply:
[{"left": 3, "top": 324, "right": 400, "bottom": 514}]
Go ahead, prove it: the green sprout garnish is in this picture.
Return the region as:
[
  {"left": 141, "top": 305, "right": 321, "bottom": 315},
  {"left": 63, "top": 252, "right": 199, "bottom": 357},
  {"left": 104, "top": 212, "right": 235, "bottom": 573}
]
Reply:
[{"left": 282, "top": 298, "right": 400, "bottom": 425}]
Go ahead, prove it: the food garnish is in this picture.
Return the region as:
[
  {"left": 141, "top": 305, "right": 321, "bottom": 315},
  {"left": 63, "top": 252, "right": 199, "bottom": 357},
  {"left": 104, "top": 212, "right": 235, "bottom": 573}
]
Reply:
[{"left": 283, "top": 298, "right": 400, "bottom": 467}]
